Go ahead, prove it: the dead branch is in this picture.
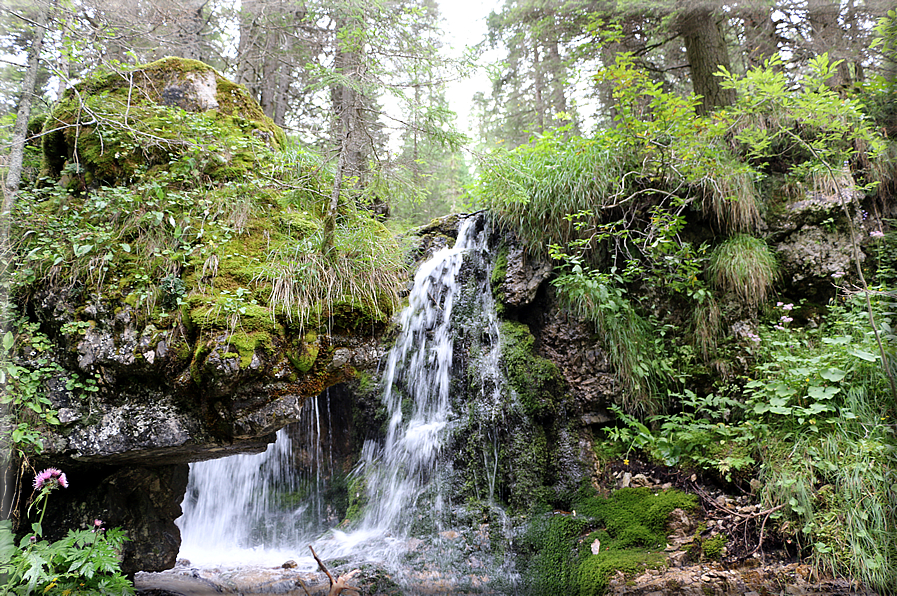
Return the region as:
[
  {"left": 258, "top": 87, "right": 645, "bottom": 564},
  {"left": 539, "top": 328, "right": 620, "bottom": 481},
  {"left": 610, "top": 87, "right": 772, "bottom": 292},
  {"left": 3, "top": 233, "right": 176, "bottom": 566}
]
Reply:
[{"left": 308, "top": 545, "right": 362, "bottom": 596}]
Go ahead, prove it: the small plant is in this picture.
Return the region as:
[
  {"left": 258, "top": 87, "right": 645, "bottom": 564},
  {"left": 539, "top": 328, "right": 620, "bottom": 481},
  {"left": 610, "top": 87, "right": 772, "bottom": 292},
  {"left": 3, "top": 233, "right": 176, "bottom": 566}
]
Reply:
[
  {"left": 708, "top": 234, "right": 778, "bottom": 307},
  {"left": 0, "top": 468, "right": 134, "bottom": 595}
]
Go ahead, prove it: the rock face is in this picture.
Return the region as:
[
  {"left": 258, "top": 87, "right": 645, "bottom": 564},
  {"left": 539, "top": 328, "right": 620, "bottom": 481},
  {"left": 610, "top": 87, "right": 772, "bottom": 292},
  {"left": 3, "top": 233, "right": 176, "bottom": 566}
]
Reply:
[{"left": 9, "top": 57, "right": 400, "bottom": 574}]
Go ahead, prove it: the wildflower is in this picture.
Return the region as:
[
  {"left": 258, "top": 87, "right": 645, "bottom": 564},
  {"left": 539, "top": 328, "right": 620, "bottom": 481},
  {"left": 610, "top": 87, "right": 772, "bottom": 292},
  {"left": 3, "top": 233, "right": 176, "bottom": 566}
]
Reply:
[
  {"left": 870, "top": 230, "right": 885, "bottom": 238},
  {"left": 777, "top": 301, "right": 783, "bottom": 307},
  {"left": 33, "top": 468, "right": 68, "bottom": 491},
  {"left": 93, "top": 519, "right": 105, "bottom": 533},
  {"left": 781, "top": 316, "right": 793, "bottom": 323},
  {"left": 623, "top": 459, "right": 629, "bottom": 466},
  {"left": 782, "top": 303, "right": 793, "bottom": 311},
  {"left": 832, "top": 271, "right": 845, "bottom": 279}
]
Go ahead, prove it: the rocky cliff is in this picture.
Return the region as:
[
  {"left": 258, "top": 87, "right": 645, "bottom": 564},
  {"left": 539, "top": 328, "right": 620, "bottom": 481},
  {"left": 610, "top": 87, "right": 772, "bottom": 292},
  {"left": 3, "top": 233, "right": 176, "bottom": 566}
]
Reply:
[{"left": 4, "top": 57, "right": 400, "bottom": 574}]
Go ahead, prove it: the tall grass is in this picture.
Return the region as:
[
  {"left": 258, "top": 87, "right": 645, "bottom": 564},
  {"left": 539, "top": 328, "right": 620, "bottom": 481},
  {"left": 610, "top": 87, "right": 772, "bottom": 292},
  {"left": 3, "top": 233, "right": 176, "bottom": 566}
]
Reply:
[
  {"left": 553, "top": 271, "right": 667, "bottom": 415},
  {"left": 475, "top": 135, "right": 628, "bottom": 264},
  {"left": 259, "top": 214, "right": 405, "bottom": 333},
  {"left": 701, "top": 167, "right": 762, "bottom": 233},
  {"left": 708, "top": 235, "right": 778, "bottom": 307},
  {"left": 761, "top": 388, "right": 897, "bottom": 594}
]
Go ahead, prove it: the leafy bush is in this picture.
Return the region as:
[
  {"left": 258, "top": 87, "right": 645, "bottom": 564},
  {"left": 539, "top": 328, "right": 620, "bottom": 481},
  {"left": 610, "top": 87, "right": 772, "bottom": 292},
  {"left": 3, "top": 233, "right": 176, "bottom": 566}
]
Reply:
[{"left": 0, "top": 469, "right": 134, "bottom": 595}]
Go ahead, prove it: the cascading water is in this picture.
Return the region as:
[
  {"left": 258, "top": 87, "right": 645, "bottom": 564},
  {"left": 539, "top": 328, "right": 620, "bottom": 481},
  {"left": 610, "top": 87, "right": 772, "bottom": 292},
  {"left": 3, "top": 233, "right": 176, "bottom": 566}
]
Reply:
[
  {"left": 177, "top": 392, "right": 337, "bottom": 565},
  {"left": 321, "top": 215, "right": 498, "bottom": 557},
  {"left": 177, "top": 213, "right": 519, "bottom": 592}
]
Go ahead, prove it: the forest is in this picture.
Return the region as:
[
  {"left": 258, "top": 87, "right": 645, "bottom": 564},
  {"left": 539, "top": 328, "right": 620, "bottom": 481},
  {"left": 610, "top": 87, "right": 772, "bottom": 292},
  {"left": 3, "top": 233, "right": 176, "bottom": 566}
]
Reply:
[{"left": 1, "top": 0, "right": 896, "bottom": 595}]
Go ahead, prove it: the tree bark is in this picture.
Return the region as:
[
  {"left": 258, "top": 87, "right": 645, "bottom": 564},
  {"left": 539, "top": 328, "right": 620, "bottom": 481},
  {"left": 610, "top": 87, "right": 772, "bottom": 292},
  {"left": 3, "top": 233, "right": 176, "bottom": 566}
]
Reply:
[
  {"left": 4, "top": 2, "right": 48, "bottom": 204},
  {"left": 807, "top": 0, "right": 853, "bottom": 88},
  {"left": 739, "top": 0, "right": 780, "bottom": 68},
  {"left": 677, "top": 6, "right": 736, "bottom": 115}
]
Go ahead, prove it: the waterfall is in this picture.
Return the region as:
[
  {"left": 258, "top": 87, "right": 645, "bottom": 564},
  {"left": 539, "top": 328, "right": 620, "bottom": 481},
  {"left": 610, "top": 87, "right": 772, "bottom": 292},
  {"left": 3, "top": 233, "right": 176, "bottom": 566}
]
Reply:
[
  {"left": 177, "top": 213, "right": 516, "bottom": 589},
  {"left": 177, "top": 392, "right": 335, "bottom": 565},
  {"left": 320, "top": 215, "right": 495, "bottom": 560}
]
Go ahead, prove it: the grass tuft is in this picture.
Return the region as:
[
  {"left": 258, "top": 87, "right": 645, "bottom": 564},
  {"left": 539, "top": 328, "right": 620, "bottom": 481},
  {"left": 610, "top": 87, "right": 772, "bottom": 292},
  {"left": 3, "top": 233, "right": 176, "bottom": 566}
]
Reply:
[{"left": 708, "top": 235, "right": 778, "bottom": 307}]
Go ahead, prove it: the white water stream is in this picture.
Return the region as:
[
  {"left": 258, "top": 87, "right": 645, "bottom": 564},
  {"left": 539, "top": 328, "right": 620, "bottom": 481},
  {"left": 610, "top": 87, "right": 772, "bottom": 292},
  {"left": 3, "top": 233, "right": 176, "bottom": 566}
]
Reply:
[{"left": 177, "top": 215, "right": 508, "bottom": 584}]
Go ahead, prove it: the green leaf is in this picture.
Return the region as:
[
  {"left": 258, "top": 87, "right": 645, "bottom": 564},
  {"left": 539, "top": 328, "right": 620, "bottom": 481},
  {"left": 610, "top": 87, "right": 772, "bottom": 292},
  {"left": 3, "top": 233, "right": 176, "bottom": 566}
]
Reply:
[
  {"left": 807, "top": 385, "right": 840, "bottom": 400},
  {"left": 2, "top": 331, "right": 14, "bottom": 352},
  {"left": 819, "top": 367, "right": 846, "bottom": 382},
  {"left": 120, "top": 243, "right": 131, "bottom": 253},
  {"left": 849, "top": 348, "right": 878, "bottom": 362},
  {"left": 73, "top": 244, "right": 93, "bottom": 257}
]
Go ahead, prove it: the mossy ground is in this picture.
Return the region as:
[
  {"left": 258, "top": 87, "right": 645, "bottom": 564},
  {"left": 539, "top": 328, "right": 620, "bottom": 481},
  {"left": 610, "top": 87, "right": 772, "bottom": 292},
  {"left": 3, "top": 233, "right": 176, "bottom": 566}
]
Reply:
[{"left": 518, "top": 487, "right": 698, "bottom": 595}]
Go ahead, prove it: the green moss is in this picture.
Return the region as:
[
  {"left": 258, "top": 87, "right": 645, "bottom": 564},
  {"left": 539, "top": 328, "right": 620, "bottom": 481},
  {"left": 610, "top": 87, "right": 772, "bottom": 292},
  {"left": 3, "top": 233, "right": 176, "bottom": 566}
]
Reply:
[
  {"left": 520, "top": 488, "right": 698, "bottom": 596},
  {"left": 225, "top": 331, "right": 273, "bottom": 368},
  {"left": 286, "top": 339, "right": 319, "bottom": 374},
  {"left": 701, "top": 533, "right": 727, "bottom": 561},
  {"left": 573, "top": 487, "right": 698, "bottom": 546},
  {"left": 520, "top": 514, "right": 591, "bottom": 595},
  {"left": 491, "top": 245, "right": 509, "bottom": 308},
  {"left": 578, "top": 550, "right": 665, "bottom": 595},
  {"left": 500, "top": 321, "right": 564, "bottom": 418}
]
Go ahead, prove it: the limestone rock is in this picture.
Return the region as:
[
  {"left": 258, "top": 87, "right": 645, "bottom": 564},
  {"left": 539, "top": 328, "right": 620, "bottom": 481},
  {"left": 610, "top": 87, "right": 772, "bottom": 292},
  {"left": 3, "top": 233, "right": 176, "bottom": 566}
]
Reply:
[{"left": 500, "top": 246, "right": 553, "bottom": 307}]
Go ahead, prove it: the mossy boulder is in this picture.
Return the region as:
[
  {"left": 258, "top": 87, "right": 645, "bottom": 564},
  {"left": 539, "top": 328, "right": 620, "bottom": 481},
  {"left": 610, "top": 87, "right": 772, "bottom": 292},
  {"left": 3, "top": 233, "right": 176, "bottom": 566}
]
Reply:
[
  {"left": 14, "top": 57, "right": 405, "bottom": 464},
  {"left": 41, "top": 57, "right": 285, "bottom": 187}
]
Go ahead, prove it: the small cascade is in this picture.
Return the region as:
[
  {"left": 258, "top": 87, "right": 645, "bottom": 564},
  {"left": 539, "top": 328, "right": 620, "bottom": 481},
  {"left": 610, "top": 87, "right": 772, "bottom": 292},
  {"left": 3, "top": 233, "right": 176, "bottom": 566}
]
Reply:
[
  {"left": 177, "top": 392, "right": 337, "bottom": 565},
  {"left": 177, "top": 212, "right": 520, "bottom": 591},
  {"left": 355, "top": 215, "right": 487, "bottom": 535}
]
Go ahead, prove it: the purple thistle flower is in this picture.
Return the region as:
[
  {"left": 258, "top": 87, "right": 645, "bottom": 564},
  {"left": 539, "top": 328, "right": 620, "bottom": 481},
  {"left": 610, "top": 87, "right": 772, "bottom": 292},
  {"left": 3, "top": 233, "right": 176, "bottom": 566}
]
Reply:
[{"left": 33, "top": 468, "right": 68, "bottom": 490}]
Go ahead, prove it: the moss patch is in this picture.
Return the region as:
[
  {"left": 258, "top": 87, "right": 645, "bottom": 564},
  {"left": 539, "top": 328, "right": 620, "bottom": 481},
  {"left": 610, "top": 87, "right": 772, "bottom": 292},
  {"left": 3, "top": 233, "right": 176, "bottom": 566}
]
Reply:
[
  {"left": 519, "top": 487, "right": 698, "bottom": 595},
  {"left": 500, "top": 321, "right": 564, "bottom": 418}
]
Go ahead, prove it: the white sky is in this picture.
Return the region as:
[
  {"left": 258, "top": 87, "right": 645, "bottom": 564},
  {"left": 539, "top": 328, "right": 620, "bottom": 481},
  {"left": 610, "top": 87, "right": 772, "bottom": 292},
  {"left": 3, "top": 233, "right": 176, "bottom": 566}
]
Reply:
[{"left": 437, "top": 0, "right": 503, "bottom": 137}]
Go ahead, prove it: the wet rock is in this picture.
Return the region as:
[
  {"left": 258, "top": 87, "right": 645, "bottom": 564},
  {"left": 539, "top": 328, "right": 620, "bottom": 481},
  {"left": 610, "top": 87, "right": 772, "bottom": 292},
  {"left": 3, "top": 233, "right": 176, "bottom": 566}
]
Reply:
[
  {"left": 500, "top": 246, "right": 553, "bottom": 307},
  {"left": 40, "top": 464, "right": 189, "bottom": 576}
]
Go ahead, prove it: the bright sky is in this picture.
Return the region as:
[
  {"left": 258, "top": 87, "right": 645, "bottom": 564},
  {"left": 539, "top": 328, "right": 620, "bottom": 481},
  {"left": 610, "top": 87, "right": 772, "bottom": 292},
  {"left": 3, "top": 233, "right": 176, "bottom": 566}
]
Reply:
[{"left": 437, "top": 0, "right": 503, "bottom": 137}]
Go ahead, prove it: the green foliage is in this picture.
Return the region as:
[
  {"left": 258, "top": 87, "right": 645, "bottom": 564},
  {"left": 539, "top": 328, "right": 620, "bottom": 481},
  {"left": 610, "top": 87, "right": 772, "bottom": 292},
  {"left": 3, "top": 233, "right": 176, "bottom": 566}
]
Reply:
[
  {"left": 552, "top": 268, "right": 672, "bottom": 414},
  {"left": 708, "top": 235, "right": 778, "bottom": 307},
  {"left": 474, "top": 132, "right": 626, "bottom": 263},
  {"left": 0, "top": 472, "right": 133, "bottom": 595},
  {"left": 607, "top": 391, "right": 762, "bottom": 482},
  {"left": 0, "top": 315, "right": 98, "bottom": 464},
  {"left": 11, "top": 143, "right": 404, "bottom": 341}
]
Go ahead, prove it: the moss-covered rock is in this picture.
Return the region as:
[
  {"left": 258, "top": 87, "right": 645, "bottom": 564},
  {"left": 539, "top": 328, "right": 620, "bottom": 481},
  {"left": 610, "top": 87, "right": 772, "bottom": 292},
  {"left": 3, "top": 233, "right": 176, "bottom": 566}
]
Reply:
[
  {"left": 518, "top": 487, "right": 699, "bottom": 596},
  {"left": 13, "top": 57, "right": 405, "bottom": 464},
  {"left": 41, "top": 57, "right": 285, "bottom": 187},
  {"left": 500, "top": 320, "right": 565, "bottom": 418}
]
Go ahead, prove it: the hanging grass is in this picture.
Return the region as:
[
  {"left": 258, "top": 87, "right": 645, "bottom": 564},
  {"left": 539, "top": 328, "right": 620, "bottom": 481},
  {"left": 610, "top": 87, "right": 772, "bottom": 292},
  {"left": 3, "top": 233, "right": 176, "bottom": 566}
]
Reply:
[
  {"left": 474, "top": 134, "right": 629, "bottom": 264},
  {"left": 258, "top": 214, "right": 405, "bottom": 333},
  {"left": 691, "top": 296, "right": 722, "bottom": 361},
  {"left": 708, "top": 235, "right": 778, "bottom": 307},
  {"left": 701, "top": 167, "right": 762, "bottom": 233}
]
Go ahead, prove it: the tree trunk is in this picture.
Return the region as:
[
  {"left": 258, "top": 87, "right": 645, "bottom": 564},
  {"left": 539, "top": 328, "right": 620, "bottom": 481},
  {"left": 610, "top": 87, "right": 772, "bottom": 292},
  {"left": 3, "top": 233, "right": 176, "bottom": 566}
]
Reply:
[
  {"left": 176, "top": 0, "right": 208, "bottom": 61},
  {"left": 677, "top": 7, "right": 736, "bottom": 115},
  {"left": 532, "top": 42, "right": 545, "bottom": 132},
  {"left": 807, "top": 0, "right": 855, "bottom": 91},
  {"left": 4, "top": 2, "right": 48, "bottom": 204},
  {"left": 739, "top": 0, "right": 780, "bottom": 68}
]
